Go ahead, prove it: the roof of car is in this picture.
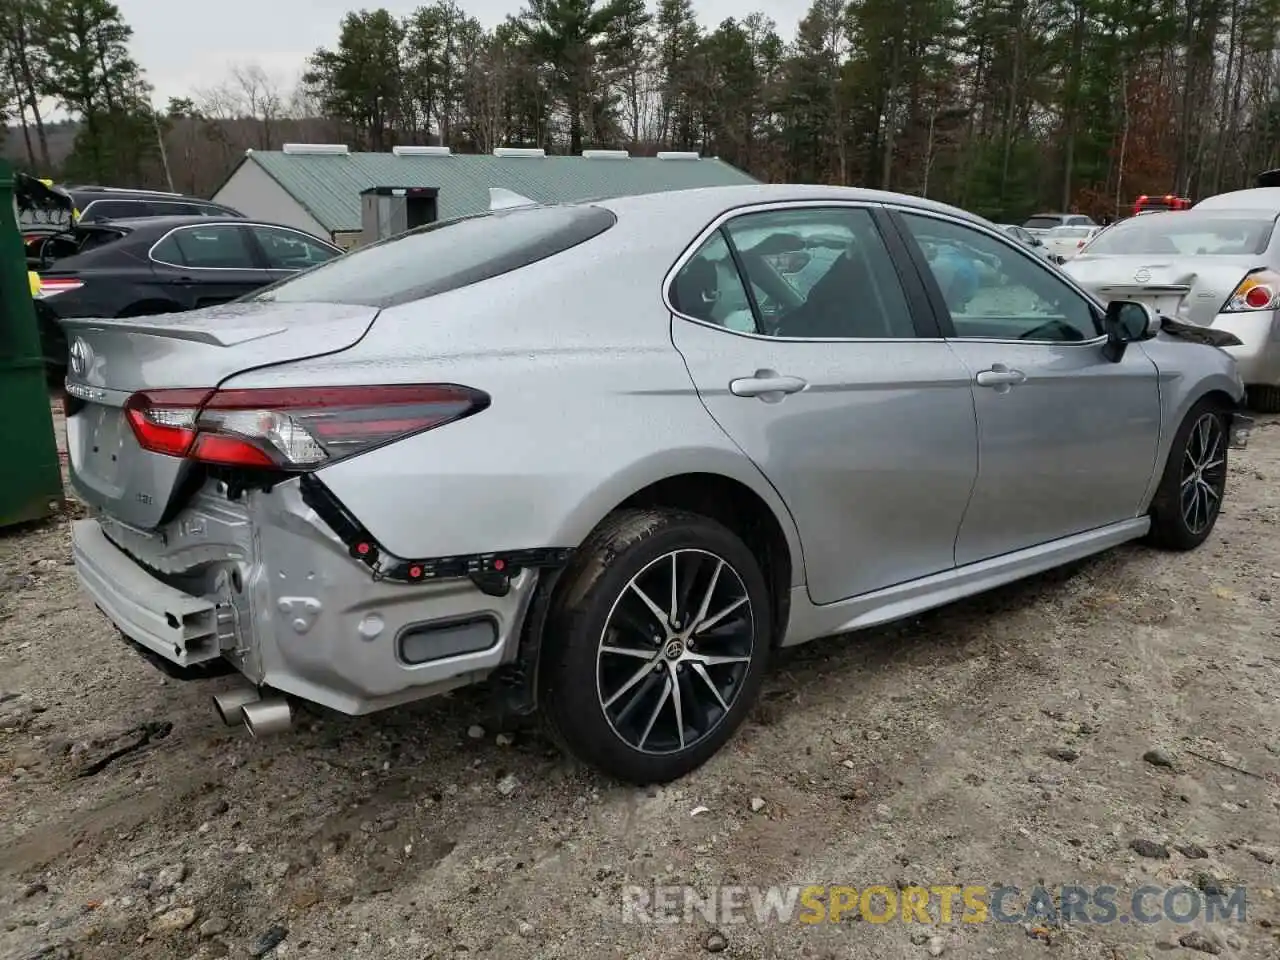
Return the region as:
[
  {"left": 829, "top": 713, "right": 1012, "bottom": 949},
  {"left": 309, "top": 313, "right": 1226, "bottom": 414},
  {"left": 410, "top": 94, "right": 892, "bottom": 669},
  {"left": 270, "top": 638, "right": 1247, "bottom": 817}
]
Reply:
[
  {"left": 595, "top": 183, "right": 994, "bottom": 228},
  {"left": 87, "top": 214, "right": 248, "bottom": 232},
  {"left": 1117, "top": 208, "right": 1279, "bottom": 223},
  {"left": 68, "top": 186, "right": 204, "bottom": 199},
  {"left": 1196, "top": 187, "right": 1280, "bottom": 211}
]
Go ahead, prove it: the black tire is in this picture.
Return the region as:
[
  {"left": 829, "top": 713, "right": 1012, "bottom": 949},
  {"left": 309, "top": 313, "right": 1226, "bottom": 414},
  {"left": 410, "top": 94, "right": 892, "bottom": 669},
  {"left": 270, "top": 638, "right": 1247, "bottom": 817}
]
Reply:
[
  {"left": 1246, "top": 384, "right": 1280, "bottom": 414},
  {"left": 1146, "top": 398, "right": 1230, "bottom": 551},
  {"left": 539, "top": 508, "right": 772, "bottom": 784}
]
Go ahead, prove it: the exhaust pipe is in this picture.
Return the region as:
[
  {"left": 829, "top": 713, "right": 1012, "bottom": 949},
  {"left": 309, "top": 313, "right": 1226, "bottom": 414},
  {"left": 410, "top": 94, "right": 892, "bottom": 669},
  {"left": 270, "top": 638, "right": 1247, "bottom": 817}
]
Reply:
[
  {"left": 241, "top": 697, "right": 292, "bottom": 737},
  {"left": 212, "top": 687, "right": 261, "bottom": 726}
]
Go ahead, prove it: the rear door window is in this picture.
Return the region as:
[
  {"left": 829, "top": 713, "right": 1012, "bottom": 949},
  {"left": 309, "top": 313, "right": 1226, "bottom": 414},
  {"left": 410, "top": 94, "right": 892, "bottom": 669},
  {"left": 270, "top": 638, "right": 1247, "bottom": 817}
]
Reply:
[
  {"left": 250, "top": 204, "right": 616, "bottom": 308},
  {"left": 249, "top": 226, "right": 340, "bottom": 270},
  {"left": 151, "top": 225, "right": 257, "bottom": 269},
  {"left": 148, "top": 201, "right": 203, "bottom": 216},
  {"left": 80, "top": 200, "right": 153, "bottom": 221}
]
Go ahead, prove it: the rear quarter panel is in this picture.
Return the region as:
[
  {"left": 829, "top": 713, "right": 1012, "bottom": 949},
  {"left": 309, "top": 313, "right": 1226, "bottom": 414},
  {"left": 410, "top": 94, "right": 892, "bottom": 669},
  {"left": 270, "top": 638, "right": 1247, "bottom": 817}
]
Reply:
[{"left": 217, "top": 207, "right": 807, "bottom": 582}]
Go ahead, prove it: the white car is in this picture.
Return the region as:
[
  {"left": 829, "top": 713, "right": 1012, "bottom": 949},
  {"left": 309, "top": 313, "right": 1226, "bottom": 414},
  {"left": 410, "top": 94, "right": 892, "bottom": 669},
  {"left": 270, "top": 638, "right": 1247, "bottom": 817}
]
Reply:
[{"left": 1043, "top": 225, "right": 1101, "bottom": 263}]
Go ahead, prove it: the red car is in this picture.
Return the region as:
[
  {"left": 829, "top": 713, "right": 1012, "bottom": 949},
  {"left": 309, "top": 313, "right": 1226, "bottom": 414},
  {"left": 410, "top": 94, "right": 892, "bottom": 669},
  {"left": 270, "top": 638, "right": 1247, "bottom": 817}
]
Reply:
[{"left": 1133, "top": 194, "right": 1191, "bottom": 215}]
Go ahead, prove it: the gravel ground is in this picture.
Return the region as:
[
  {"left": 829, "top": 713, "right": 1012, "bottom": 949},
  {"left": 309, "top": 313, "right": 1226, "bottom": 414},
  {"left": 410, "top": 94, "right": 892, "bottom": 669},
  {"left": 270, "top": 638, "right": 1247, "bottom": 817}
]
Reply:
[{"left": 1, "top": 406, "right": 1277, "bottom": 960}]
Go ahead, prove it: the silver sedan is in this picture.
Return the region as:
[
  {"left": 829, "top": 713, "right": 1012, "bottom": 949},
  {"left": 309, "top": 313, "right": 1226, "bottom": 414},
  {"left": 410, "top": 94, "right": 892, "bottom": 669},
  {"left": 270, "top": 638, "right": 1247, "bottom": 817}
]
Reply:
[
  {"left": 65, "top": 184, "right": 1250, "bottom": 783},
  {"left": 1064, "top": 206, "right": 1280, "bottom": 411}
]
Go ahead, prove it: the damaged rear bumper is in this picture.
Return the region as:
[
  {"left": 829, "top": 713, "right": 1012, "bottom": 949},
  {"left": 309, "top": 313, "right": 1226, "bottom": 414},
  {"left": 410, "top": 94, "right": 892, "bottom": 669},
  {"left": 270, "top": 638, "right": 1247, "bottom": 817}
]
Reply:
[{"left": 71, "top": 478, "right": 545, "bottom": 715}]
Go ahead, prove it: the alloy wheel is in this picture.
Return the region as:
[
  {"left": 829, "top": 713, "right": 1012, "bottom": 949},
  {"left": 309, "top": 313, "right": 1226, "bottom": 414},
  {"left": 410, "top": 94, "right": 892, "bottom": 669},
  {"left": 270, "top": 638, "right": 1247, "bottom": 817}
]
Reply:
[
  {"left": 595, "top": 548, "right": 755, "bottom": 756},
  {"left": 1180, "top": 412, "right": 1226, "bottom": 535}
]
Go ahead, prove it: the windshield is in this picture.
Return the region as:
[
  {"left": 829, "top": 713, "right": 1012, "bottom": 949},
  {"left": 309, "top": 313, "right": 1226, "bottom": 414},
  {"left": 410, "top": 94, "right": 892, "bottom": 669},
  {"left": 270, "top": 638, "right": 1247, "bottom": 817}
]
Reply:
[
  {"left": 1083, "top": 215, "right": 1275, "bottom": 256},
  {"left": 249, "top": 204, "right": 616, "bottom": 308}
]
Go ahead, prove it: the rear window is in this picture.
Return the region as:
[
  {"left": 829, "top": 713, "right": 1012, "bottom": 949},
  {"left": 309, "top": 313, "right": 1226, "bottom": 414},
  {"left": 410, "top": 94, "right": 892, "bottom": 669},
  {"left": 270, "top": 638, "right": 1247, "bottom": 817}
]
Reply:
[
  {"left": 1084, "top": 216, "right": 1275, "bottom": 256},
  {"left": 248, "top": 204, "right": 617, "bottom": 308},
  {"left": 1024, "top": 216, "right": 1062, "bottom": 230},
  {"left": 76, "top": 226, "right": 129, "bottom": 253}
]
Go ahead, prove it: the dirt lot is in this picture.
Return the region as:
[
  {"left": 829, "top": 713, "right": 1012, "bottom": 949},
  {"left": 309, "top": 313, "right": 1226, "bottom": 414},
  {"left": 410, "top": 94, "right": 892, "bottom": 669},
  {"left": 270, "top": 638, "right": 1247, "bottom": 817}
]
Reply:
[{"left": 1, "top": 411, "right": 1278, "bottom": 960}]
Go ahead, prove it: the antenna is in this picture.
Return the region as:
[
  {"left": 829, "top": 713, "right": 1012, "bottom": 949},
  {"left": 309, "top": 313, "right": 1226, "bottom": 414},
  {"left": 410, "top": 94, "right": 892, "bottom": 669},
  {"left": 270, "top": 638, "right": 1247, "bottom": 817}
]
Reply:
[{"left": 489, "top": 188, "right": 538, "bottom": 211}]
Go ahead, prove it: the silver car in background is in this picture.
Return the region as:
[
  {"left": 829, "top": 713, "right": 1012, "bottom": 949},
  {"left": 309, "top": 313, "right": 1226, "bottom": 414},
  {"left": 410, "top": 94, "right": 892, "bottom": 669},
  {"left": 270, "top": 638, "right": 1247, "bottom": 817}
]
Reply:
[
  {"left": 1064, "top": 208, "right": 1280, "bottom": 410},
  {"left": 1043, "top": 224, "right": 1101, "bottom": 263},
  {"left": 996, "top": 223, "right": 1054, "bottom": 260},
  {"left": 66, "top": 184, "right": 1249, "bottom": 784}
]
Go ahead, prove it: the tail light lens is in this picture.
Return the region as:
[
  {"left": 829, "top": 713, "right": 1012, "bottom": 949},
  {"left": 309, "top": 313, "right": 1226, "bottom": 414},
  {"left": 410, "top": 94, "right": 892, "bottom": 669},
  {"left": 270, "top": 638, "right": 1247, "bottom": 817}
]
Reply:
[
  {"left": 1223, "top": 269, "right": 1280, "bottom": 313},
  {"left": 33, "top": 276, "right": 83, "bottom": 299},
  {"left": 125, "top": 385, "right": 488, "bottom": 469}
]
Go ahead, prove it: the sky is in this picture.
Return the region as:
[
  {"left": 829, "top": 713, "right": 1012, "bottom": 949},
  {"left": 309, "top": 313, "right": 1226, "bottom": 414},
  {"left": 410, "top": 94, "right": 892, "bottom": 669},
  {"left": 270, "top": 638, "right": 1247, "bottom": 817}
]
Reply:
[{"left": 113, "top": 0, "right": 807, "bottom": 107}]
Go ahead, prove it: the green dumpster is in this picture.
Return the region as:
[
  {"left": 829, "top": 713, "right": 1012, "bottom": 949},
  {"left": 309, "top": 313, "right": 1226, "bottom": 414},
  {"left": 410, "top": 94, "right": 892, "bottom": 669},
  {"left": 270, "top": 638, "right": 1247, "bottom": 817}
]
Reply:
[{"left": 0, "top": 158, "right": 62, "bottom": 527}]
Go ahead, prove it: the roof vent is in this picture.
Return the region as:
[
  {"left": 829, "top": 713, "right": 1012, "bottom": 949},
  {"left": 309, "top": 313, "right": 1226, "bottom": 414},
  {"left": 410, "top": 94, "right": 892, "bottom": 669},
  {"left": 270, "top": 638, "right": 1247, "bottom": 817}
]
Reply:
[
  {"left": 282, "top": 143, "right": 350, "bottom": 155},
  {"left": 393, "top": 145, "right": 451, "bottom": 157},
  {"left": 656, "top": 151, "right": 701, "bottom": 160},
  {"left": 582, "top": 149, "right": 629, "bottom": 159},
  {"left": 493, "top": 147, "right": 546, "bottom": 158}
]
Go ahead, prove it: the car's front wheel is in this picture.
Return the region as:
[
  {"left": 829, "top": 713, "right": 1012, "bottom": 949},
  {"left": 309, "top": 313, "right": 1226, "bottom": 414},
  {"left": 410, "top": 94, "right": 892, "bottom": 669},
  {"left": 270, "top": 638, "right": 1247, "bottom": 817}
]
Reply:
[
  {"left": 540, "top": 509, "right": 772, "bottom": 784},
  {"left": 1146, "top": 398, "right": 1230, "bottom": 551}
]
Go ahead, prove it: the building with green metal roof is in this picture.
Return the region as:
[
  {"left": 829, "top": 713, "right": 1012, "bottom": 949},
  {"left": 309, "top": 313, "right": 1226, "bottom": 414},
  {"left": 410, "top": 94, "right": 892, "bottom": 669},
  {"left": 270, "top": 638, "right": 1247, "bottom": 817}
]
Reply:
[{"left": 211, "top": 144, "right": 757, "bottom": 247}]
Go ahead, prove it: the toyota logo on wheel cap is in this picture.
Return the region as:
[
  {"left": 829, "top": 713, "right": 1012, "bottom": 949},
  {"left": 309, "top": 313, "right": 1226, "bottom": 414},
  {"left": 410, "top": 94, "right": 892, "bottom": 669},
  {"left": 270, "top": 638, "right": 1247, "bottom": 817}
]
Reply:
[
  {"left": 1133, "top": 267, "right": 1152, "bottom": 284},
  {"left": 69, "top": 337, "right": 92, "bottom": 377}
]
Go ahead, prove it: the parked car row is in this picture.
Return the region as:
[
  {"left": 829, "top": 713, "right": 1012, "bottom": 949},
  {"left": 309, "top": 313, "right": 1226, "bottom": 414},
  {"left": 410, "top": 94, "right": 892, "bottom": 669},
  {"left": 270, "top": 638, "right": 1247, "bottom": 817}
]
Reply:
[
  {"left": 62, "top": 181, "right": 1251, "bottom": 785},
  {"left": 18, "top": 177, "right": 341, "bottom": 379}
]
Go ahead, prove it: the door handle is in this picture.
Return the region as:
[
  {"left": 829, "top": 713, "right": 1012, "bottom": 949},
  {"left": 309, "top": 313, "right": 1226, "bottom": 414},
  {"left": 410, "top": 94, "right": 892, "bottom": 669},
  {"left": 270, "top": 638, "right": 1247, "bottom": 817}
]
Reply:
[
  {"left": 729, "top": 370, "right": 808, "bottom": 400},
  {"left": 975, "top": 365, "right": 1027, "bottom": 388}
]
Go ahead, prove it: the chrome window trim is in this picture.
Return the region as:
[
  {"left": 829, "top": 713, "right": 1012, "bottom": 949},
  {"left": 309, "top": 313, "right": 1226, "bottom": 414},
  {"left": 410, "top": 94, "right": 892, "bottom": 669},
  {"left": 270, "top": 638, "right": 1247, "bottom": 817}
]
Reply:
[
  {"left": 661, "top": 199, "right": 937, "bottom": 344},
  {"left": 148, "top": 222, "right": 340, "bottom": 271}
]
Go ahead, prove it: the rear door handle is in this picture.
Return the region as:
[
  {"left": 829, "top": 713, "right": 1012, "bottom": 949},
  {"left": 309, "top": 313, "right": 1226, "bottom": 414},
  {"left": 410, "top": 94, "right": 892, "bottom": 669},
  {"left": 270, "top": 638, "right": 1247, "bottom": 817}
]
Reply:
[
  {"left": 975, "top": 365, "right": 1027, "bottom": 388},
  {"left": 729, "top": 370, "right": 808, "bottom": 401}
]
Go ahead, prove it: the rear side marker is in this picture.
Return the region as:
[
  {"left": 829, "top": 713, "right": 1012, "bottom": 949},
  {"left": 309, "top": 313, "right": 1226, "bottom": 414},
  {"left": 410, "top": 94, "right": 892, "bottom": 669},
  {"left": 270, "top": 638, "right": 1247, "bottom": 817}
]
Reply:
[{"left": 299, "top": 476, "right": 572, "bottom": 594}]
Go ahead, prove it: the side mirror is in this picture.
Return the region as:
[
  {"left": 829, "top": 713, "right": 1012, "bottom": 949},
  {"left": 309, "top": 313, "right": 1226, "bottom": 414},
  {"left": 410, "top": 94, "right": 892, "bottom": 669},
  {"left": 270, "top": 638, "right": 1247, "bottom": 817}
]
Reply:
[{"left": 1101, "top": 300, "right": 1156, "bottom": 362}]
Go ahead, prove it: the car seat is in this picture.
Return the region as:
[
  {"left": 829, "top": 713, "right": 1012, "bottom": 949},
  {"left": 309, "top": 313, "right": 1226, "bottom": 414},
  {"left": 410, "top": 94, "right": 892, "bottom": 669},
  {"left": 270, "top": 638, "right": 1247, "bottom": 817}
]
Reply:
[
  {"left": 671, "top": 256, "right": 720, "bottom": 323},
  {"left": 775, "top": 252, "right": 891, "bottom": 338}
]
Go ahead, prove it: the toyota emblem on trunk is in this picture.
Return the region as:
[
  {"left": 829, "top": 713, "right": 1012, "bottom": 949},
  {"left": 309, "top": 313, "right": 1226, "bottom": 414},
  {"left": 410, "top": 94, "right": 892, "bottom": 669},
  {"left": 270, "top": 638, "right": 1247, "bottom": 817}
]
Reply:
[
  {"left": 1133, "top": 268, "right": 1152, "bottom": 283},
  {"left": 69, "top": 337, "right": 91, "bottom": 377}
]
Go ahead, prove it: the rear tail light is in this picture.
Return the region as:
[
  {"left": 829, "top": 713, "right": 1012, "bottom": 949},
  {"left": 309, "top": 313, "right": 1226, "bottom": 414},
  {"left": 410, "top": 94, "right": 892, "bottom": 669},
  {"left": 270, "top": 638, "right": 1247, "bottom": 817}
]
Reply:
[
  {"left": 1222, "top": 269, "right": 1280, "bottom": 313},
  {"left": 33, "top": 276, "right": 83, "bottom": 299},
  {"left": 125, "top": 385, "right": 489, "bottom": 469}
]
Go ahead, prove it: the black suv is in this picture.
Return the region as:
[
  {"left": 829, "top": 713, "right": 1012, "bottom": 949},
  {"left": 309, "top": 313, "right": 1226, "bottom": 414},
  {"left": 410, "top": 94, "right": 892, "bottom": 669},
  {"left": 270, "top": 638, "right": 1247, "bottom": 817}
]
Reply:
[
  {"left": 15, "top": 175, "right": 245, "bottom": 265},
  {"left": 65, "top": 185, "right": 244, "bottom": 223}
]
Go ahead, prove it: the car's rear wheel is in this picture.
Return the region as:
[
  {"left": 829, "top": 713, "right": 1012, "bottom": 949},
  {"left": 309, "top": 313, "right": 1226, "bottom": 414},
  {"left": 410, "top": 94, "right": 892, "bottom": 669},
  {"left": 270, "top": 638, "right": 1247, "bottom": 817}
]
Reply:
[
  {"left": 1246, "top": 384, "right": 1280, "bottom": 414},
  {"left": 1146, "top": 398, "right": 1230, "bottom": 551},
  {"left": 540, "top": 509, "right": 771, "bottom": 784}
]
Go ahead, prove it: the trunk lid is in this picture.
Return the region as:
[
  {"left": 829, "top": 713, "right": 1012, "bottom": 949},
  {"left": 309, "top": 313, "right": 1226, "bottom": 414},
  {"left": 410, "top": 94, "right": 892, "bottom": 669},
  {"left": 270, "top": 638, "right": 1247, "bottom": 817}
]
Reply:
[
  {"left": 1064, "top": 254, "right": 1256, "bottom": 325},
  {"left": 65, "top": 300, "right": 379, "bottom": 529}
]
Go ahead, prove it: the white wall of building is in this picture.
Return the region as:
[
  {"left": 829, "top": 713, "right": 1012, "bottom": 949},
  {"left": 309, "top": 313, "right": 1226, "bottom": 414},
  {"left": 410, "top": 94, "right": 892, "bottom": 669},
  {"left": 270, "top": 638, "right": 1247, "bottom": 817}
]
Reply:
[{"left": 212, "top": 159, "right": 329, "bottom": 240}]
